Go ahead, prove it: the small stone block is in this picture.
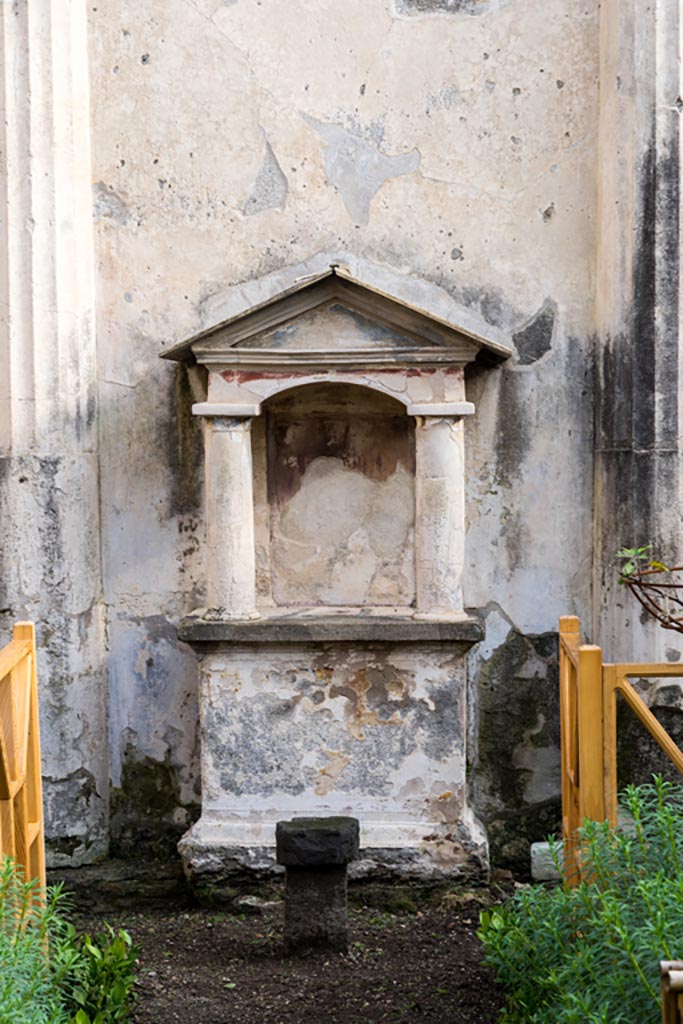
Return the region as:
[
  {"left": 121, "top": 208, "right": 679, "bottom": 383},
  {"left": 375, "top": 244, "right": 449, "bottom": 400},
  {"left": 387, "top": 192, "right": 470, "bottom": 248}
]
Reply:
[{"left": 276, "top": 816, "right": 360, "bottom": 867}]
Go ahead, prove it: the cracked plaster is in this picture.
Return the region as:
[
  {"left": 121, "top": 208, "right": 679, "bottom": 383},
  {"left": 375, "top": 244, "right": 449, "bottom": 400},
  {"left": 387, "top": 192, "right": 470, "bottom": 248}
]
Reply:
[
  {"left": 7, "top": 0, "right": 601, "bottom": 865},
  {"left": 3, "top": 0, "right": 678, "bottom": 878}
]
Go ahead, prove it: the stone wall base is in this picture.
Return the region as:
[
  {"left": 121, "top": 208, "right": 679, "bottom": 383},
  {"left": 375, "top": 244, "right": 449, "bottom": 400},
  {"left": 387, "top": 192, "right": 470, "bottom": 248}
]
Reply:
[{"left": 178, "top": 809, "right": 488, "bottom": 898}]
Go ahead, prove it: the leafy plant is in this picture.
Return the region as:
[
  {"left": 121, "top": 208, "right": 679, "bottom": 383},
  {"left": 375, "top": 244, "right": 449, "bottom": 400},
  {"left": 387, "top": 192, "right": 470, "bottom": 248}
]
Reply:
[
  {"left": 0, "top": 856, "right": 138, "bottom": 1024},
  {"left": 0, "top": 856, "right": 76, "bottom": 1024},
  {"left": 616, "top": 544, "right": 669, "bottom": 583},
  {"left": 479, "top": 778, "right": 683, "bottom": 1024},
  {"left": 62, "top": 926, "right": 138, "bottom": 1024}
]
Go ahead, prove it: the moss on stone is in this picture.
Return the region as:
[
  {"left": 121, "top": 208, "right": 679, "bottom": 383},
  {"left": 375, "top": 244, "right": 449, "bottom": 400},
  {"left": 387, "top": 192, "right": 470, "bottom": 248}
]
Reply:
[{"left": 110, "top": 746, "right": 199, "bottom": 860}]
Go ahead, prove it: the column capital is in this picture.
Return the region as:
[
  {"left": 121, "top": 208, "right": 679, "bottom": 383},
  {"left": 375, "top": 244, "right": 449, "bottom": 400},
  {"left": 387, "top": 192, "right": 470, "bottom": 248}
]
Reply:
[
  {"left": 192, "top": 402, "right": 262, "bottom": 418},
  {"left": 407, "top": 402, "right": 474, "bottom": 417},
  {"left": 205, "top": 415, "right": 254, "bottom": 433}
]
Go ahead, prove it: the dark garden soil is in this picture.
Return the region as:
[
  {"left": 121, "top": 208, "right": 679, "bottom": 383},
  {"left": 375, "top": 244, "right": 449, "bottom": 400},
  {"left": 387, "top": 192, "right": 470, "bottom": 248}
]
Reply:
[{"left": 76, "top": 886, "right": 507, "bottom": 1024}]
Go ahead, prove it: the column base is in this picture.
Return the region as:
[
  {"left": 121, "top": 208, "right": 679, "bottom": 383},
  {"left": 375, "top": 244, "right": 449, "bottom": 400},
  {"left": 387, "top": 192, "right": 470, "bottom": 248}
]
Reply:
[{"left": 192, "top": 606, "right": 262, "bottom": 623}]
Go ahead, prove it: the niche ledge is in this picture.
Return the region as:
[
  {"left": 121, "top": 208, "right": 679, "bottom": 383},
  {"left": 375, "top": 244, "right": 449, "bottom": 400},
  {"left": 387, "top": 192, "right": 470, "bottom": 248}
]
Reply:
[{"left": 178, "top": 608, "right": 484, "bottom": 646}]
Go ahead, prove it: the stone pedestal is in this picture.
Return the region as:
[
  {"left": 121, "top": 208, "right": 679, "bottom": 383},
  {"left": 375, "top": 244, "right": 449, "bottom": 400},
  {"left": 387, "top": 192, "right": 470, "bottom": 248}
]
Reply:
[
  {"left": 178, "top": 612, "right": 487, "bottom": 891},
  {"left": 282, "top": 868, "right": 349, "bottom": 952},
  {"left": 276, "top": 816, "right": 359, "bottom": 953}
]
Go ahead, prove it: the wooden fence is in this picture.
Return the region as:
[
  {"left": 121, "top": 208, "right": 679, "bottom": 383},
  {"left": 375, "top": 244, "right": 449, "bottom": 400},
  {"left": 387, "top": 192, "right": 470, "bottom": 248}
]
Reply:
[
  {"left": 559, "top": 615, "right": 683, "bottom": 882},
  {"left": 0, "top": 622, "right": 45, "bottom": 886},
  {"left": 662, "top": 962, "right": 683, "bottom": 1024}
]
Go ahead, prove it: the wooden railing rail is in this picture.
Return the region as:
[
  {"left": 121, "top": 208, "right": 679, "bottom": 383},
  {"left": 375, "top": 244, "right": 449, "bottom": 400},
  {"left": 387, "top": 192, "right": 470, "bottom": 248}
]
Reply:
[
  {"left": 559, "top": 616, "right": 683, "bottom": 884},
  {"left": 0, "top": 622, "right": 45, "bottom": 886}
]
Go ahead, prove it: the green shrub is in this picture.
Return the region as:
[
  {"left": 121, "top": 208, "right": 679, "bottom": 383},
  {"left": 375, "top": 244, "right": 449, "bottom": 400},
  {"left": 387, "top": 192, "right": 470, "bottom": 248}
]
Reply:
[
  {"left": 479, "top": 778, "right": 683, "bottom": 1024},
  {"left": 0, "top": 856, "right": 138, "bottom": 1024},
  {"left": 0, "top": 856, "right": 75, "bottom": 1024},
  {"left": 63, "top": 926, "right": 138, "bottom": 1024}
]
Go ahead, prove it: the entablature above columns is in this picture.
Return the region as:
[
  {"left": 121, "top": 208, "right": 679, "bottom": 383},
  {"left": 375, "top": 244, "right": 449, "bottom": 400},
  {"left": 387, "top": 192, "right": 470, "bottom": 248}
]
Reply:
[{"left": 191, "top": 372, "right": 476, "bottom": 420}]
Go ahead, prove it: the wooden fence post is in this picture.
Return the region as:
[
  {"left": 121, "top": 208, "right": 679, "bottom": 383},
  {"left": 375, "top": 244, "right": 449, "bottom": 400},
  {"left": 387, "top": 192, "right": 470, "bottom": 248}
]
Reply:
[
  {"left": 602, "top": 664, "right": 619, "bottom": 829},
  {"left": 661, "top": 962, "right": 683, "bottom": 1024},
  {"left": 16, "top": 623, "right": 45, "bottom": 888},
  {"left": 0, "top": 623, "right": 45, "bottom": 888},
  {"left": 559, "top": 616, "right": 581, "bottom": 883},
  {"left": 578, "top": 644, "right": 606, "bottom": 824}
]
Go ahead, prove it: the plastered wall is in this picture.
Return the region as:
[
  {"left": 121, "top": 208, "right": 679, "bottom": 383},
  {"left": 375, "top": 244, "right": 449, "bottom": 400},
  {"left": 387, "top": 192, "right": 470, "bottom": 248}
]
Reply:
[
  {"left": 86, "top": 0, "right": 599, "bottom": 864},
  {"left": 0, "top": 0, "right": 603, "bottom": 865}
]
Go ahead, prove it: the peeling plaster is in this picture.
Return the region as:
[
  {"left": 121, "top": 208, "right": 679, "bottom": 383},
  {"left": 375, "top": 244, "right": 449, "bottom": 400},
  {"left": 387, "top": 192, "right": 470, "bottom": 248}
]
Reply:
[
  {"left": 272, "top": 459, "right": 415, "bottom": 607},
  {"left": 192, "top": 642, "right": 479, "bottom": 875},
  {"left": 242, "top": 138, "right": 288, "bottom": 216},
  {"left": 513, "top": 299, "right": 557, "bottom": 365},
  {"left": 315, "top": 748, "right": 351, "bottom": 795},
  {"left": 92, "top": 181, "right": 130, "bottom": 224},
  {"left": 472, "top": 628, "right": 561, "bottom": 870},
  {"left": 38, "top": 0, "right": 602, "bottom": 869},
  {"left": 395, "top": 0, "right": 509, "bottom": 13},
  {"left": 301, "top": 114, "right": 420, "bottom": 224}
]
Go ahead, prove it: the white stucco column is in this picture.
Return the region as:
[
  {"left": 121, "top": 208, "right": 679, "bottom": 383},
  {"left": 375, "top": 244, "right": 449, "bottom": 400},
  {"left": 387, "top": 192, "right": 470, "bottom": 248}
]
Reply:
[
  {"left": 204, "top": 416, "right": 259, "bottom": 618},
  {"left": 0, "top": 0, "right": 108, "bottom": 864},
  {"left": 414, "top": 413, "right": 468, "bottom": 620}
]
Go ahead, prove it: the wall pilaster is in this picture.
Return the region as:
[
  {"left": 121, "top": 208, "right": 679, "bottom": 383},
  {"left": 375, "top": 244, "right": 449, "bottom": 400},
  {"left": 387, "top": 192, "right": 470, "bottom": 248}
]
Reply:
[
  {"left": 594, "top": 0, "right": 683, "bottom": 660},
  {"left": 0, "top": 0, "right": 107, "bottom": 863}
]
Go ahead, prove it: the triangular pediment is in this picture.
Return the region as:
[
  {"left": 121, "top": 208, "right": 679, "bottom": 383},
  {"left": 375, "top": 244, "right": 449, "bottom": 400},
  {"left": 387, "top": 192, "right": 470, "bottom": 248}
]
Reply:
[
  {"left": 162, "top": 260, "right": 512, "bottom": 369},
  {"left": 235, "top": 302, "right": 434, "bottom": 353}
]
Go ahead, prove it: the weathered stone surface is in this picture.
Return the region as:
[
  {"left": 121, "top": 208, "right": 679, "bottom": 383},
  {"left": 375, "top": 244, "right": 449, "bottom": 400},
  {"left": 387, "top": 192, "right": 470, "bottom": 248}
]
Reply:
[
  {"left": 470, "top": 623, "right": 562, "bottom": 871},
  {"left": 284, "top": 866, "right": 350, "bottom": 953},
  {"left": 617, "top": 681, "right": 683, "bottom": 790},
  {"left": 90, "top": 0, "right": 598, "bottom": 860},
  {"left": 179, "top": 826, "right": 488, "bottom": 890},
  {"left": 276, "top": 817, "right": 360, "bottom": 867},
  {"left": 513, "top": 300, "right": 556, "bottom": 366},
  {"left": 265, "top": 385, "right": 416, "bottom": 608},
  {"left": 594, "top": 0, "right": 683, "bottom": 664},
  {"left": 48, "top": 859, "right": 190, "bottom": 913},
  {"left": 110, "top": 746, "right": 200, "bottom": 860},
  {"left": 180, "top": 638, "right": 486, "bottom": 881},
  {"left": 396, "top": 0, "right": 509, "bottom": 13},
  {"left": 0, "top": 3, "right": 108, "bottom": 866},
  {"left": 301, "top": 114, "right": 419, "bottom": 226},
  {"left": 530, "top": 841, "right": 562, "bottom": 883},
  {"left": 242, "top": 137, "right": 288, "bottom": 217},
  {"left": 178, "top": 612, "right": 484, "bottom": 644}
]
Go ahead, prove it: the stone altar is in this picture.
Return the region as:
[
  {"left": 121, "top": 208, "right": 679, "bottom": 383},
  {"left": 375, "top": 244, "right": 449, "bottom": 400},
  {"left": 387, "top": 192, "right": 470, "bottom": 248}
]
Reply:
[{"left": 165, "top": 259, "right": 510, "bottom": 886}]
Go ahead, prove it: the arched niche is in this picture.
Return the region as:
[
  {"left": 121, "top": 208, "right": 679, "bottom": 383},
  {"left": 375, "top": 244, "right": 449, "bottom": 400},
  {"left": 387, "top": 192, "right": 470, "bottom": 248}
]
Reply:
[
  {"left": 252, "top": 382, "right": 416, "bottom": 609},
  {"left": 163, "top": 261, "right": 511, "bottom": 622}
]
